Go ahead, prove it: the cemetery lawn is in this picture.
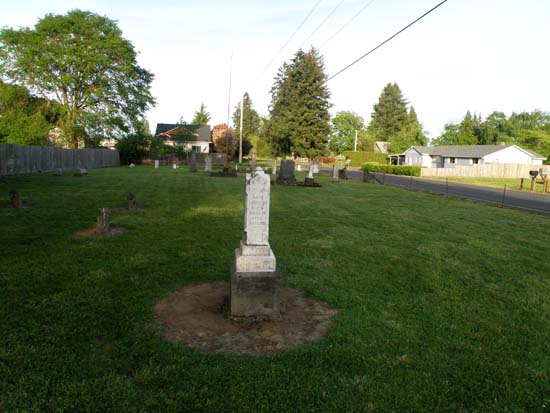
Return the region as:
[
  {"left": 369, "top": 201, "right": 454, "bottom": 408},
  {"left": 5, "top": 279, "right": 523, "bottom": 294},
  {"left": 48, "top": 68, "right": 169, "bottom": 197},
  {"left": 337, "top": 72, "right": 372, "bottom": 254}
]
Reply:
[
  {"left": 2, "top": 166, "right": 550, "bottom": 412},
  {"left": 428, "top": 176, "right": 549, "bottom": 193}
]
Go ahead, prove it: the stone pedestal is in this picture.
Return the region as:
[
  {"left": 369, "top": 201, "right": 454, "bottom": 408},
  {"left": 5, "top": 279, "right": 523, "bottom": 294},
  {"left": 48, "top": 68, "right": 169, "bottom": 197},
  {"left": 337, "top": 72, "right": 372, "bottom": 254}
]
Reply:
[{"left": 231, "top": 168, "right": 279, "bottom": 318}]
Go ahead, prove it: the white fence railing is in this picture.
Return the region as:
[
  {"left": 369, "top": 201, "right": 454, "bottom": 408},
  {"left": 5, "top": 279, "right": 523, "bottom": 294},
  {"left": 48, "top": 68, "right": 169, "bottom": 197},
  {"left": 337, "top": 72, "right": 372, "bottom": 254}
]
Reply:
[{"left": 420, "top": 164, "right": 540, "bottom": 178}]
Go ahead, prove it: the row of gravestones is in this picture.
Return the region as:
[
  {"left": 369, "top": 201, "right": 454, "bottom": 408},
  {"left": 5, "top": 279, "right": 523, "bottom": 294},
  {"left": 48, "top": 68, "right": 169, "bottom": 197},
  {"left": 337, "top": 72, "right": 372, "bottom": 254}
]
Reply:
[
  {"left": 276, "top": 159, "right": 348, "bottom": 185},
  {"left": 152, "top": 153, "right": 226, "bottom": 173}
]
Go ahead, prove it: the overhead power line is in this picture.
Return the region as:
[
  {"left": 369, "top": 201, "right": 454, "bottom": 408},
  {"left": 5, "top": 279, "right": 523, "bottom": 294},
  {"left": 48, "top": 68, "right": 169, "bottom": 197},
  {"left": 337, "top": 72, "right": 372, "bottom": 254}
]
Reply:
[
  {"left": 322, "top": 0, "right": 376, "bottom": 47},
  {"left": 261, "top": 0, "right": 323, "bottom": 75},
  {"left": 327, "top": 0, "right": 448, "bottom": 82},
  {"left": 300, "top": 0, "right": 345, "bottom": 49}
]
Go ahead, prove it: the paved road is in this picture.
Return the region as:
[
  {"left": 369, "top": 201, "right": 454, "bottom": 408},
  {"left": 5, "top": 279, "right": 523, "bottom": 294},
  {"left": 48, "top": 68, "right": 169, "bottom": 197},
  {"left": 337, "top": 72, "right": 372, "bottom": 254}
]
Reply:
[{"left": 319, "top": 168, "right": 550, "bottom": 214}]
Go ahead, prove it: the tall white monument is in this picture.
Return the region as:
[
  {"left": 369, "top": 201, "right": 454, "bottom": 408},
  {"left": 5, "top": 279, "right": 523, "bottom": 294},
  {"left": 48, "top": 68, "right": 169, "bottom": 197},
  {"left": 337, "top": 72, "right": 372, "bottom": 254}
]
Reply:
[{"left": 231, "top": 167, "right": 279, "bottom": 317}]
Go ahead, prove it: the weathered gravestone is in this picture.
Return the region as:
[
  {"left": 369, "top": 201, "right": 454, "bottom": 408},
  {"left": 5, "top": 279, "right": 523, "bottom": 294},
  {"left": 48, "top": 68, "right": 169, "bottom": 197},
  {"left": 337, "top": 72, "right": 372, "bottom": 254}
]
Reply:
[
  {"left": 74, "top": 168, "right": 87, "bottom": 177},
  {"left": 219, "top": 154, "right": 226, "bottom": 168},
  {"left": 231, "top": 167, "right": 279, "bottom": 317},
  {"left": 204, "top": 154, "right": 212, "bottom": 172},
  {"left": 190, "top": 151, "right": 197, "bottom": 172},
  {"left": 129, "top": 163, "right": 136, "bottom": 168},
  {"left": 332, "top": 164, "right": 339, "bottom": 180},
  {"left": 305, "top": 160, "right": 320, "bottom": 186},
  {"left": 277, "top": 160, "right": 295, "bottom": 184},
  {"left": 127, "top": 192, "right": 137, "bottom": 211},
  {"left": 338, "top": 167, "right": 348, "bottom": 180},
  {"left": 272, "top": 159, "right": 277, "bottom": 175},
  {"left": 53, "top": 168, "right": 63, "bottom": 176},
  {"left": 96, "top": 208, "right": 111, "bottom": 234},
  {"left": 9, "top": 190, "right": 22, "bottom": 209},
  {"left": 154, "top": 160, "right": 160, "bottom": 169},
  {"left": 172, "top": 163, "right": 178, "bottom": 169}
]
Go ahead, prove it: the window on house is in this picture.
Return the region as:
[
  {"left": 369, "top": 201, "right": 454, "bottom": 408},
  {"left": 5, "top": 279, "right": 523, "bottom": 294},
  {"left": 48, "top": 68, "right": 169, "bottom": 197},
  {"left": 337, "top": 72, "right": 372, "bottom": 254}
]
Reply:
[
  {"left": 472, "top": 158, "right": 479, "bottom": 164},
  {"left": 449, "top": 157, "right": 455, "bottom": 164},
  {"left": 192, "top": 145, "right": 201, "bottom": 153}
]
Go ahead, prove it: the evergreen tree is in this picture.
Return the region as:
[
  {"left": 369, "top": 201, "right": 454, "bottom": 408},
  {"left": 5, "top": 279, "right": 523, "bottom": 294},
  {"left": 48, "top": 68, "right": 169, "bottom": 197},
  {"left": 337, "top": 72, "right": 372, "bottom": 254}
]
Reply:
[
  {"left": 370, "top": 83, "right": 409, "bottom": 142},
  {"left": 458, "top": 111, "right": 478, "bottom": 145},
  {"left": 232, "top": 92, "right": 260, "bottom": 140},
  {"left": 267, "top": 48, "right": 331, "bottom": 158},
  {"left": 192, "top": 103, "right": 211, "bottom": 125}
]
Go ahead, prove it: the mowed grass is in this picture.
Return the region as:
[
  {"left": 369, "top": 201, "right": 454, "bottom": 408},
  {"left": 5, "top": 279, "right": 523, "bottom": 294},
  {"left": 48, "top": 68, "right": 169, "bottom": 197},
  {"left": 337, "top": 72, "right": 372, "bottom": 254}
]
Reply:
[
  {"left": 427, "top": 176, "right": 549, "bottom": 194},
  {"left": 1, "top": 166, "right": 550, "bottom": 411}
]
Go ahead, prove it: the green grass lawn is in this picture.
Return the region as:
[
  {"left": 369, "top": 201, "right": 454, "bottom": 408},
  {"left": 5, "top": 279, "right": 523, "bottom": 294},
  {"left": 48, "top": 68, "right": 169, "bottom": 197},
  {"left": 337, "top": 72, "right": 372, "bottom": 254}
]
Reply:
[
  {"left": 426, "top": 176, "right": 549, "bottom": 193},
  {"left": 1, "top": 166, "right": 550, "bottom": 411}
]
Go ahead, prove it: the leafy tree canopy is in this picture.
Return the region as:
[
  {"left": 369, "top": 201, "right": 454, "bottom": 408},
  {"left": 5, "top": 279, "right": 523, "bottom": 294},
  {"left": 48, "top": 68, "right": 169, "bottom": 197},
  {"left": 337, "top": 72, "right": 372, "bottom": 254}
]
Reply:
[
  {"left": 0, "top": 9, "right": 155, "bottom": 148},
  {"left": 0, "top": 81, "right": 59, "bottom": 145},
  {"left": 267, "top": 48, "right": 331, "bottom": 158},
  {"left": 329, "top": 111, "right": 365, "bottom": 154}
]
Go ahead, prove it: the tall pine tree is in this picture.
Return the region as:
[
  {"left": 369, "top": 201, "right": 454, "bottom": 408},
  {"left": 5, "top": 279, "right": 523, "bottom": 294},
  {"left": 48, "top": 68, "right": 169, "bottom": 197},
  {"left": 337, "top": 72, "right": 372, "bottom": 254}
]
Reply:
[
  {"left": 267, "top": 48, "right": 331, "bottom": 157},
  {"left": 370, "top": 83, "right": 409, "bottom": 142},
  {"left": 232, "top": 92, "right": 260, "bottom": 140}
]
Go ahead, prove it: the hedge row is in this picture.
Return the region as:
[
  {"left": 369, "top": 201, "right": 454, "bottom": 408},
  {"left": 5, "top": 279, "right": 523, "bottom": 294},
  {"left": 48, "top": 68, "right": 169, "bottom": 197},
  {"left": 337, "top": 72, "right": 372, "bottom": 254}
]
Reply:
[
  {"left": 362, "top": 162, "right": 421, "bottom": 176},
  {"left": 342, "top": 151, "right": 388, "bottom": 167}
]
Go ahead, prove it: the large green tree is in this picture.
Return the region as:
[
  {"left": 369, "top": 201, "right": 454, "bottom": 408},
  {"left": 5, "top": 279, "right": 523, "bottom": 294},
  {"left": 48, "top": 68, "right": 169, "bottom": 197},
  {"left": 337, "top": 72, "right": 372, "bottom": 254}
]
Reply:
[
  {"left": 192, "top": 103, "right": 211, "bottom": 125},
  {"left": 370, "top": 83, "right": 409, "bottom": 142},
  {"left": 329, "top": 111, "right": 365, "bottom": 153},
  {"left": 369, "top": 83, "right": 426, "bottom": 152},
  {"left": 0, "top": 81, "right": 59, "bottom": 145},
  {"left": 232, "top": 92, "right": 260, "bottom": 140},
  {"left": 267, "top": 48, "right": 331, "bottom": 158},
  {"left": 0, "top": 9, "right": 155, "bottom": 148}
]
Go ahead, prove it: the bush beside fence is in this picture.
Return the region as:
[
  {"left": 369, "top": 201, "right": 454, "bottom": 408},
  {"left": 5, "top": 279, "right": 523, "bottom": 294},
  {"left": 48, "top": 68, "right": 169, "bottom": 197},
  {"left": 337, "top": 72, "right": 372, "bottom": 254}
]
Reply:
[
  {"left": 362, "top": 162, "right": 421, "bottom": 176},
  {"left": 0, "top": 143, "right": 120, "bottom": 175},
  {"left": 342, "top": 151, "right": 388, "bottom": 167}
]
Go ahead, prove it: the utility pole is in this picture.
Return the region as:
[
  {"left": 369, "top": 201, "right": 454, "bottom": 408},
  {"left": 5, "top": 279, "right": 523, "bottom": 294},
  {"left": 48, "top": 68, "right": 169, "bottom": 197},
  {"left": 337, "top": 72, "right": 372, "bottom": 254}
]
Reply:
[
  {"left": 354, "top": 130, "right": 358, "bottom": 152},
  {"left": 226, "top": 53, "right": 233, "bottom": 126},
  {"left": 239, "top": 96, "right": 244, "bottom": 164}
]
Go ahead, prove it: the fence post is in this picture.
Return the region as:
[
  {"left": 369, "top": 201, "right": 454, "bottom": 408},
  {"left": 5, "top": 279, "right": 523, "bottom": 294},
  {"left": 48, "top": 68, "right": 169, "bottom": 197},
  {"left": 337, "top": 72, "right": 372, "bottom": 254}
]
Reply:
[
  {"left": 382, "top": 173, "right": 386, "bottom": 185},
  {"left": 446, "top": 177, "right": 449, "bottom": 196},
  {"left": 409, "top": 176, "right": 413, "bottom": 189},
  {"left": 501, "top": 184, "right": 507, "bottom": 208}
]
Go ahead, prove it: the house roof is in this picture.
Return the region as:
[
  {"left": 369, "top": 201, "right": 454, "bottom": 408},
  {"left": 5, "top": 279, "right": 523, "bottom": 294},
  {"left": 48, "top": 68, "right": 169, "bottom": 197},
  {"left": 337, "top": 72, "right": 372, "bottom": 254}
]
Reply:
[
  {"left": 154, "top": 124, "right": 211, "bottom": 142},
  {"left": 411, "top": 145, "right": 546, "bottom": 159}
]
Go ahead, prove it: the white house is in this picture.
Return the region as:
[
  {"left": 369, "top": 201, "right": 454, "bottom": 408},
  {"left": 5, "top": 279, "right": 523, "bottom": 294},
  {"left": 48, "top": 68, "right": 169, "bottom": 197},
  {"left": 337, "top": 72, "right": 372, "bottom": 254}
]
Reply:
[
  {"left": 403, "top": 145, "right": 546, "bottom": 168},
  {"left": 154, "top": 124, "right": 212, "bottom": 153}
]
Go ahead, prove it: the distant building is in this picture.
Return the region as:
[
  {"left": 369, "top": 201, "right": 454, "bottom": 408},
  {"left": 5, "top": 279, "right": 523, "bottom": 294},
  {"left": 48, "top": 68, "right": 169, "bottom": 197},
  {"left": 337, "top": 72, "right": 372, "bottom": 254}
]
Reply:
[
  {"left": 374, "top": 141, "right": 390, "bottom": 153},
  {"left": 403, "top": 145, "right": 546, "bottom": 168},
  {"left": 154, "top": 124, "right": 212, "bottom": 153}
]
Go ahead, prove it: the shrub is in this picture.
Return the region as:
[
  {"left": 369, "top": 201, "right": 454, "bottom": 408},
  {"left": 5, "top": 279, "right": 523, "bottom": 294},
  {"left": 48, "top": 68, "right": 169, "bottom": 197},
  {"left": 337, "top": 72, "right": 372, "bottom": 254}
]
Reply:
[
  {"left": 314, "top": 156, "right": 336, "bottom": 164},
  {"left": 362, "top": 162, "right": 421, "bottom": 176},
  {"left": 342, "top": 151, "right": 388, "bottom": 167}
]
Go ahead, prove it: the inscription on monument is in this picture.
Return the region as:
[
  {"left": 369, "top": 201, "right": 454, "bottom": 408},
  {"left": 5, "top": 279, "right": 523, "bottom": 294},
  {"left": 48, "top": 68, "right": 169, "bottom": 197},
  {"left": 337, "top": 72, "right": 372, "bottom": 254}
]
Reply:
[{"left": 244, "top": 168, "right": 270, "bottom": 245}]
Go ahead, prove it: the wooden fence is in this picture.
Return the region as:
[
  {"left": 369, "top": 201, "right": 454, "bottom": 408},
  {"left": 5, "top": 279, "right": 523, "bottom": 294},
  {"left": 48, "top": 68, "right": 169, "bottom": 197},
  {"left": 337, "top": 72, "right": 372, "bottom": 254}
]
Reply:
[
  {"left": 0, "top": 143, "right": 120, "bottom": 175},
  {"left": 420, "top": 163, "right": 541, "bottom": 179}
]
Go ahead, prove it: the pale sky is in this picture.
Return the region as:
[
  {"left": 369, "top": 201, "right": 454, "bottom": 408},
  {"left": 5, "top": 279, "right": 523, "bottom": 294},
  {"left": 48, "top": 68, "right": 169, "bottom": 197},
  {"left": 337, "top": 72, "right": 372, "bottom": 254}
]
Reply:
[{"left": 1, "top": 0, "right": 549, "bottom": 140}]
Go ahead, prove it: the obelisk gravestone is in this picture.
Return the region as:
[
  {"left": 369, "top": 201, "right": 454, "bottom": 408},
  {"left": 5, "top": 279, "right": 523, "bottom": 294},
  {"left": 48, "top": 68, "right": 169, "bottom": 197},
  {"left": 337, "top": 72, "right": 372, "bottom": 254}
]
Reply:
[{"left": 231, "top": 167, "right": 279, "bottom": 317}]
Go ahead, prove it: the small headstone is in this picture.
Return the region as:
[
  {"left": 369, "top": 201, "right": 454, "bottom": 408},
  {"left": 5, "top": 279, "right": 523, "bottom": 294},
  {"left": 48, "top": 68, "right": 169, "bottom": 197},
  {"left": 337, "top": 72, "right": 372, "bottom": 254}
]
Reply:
[
  {"left": 74, "top": 168, "right": 87, "bottom": 177},
  {"left": 190, "top": 151, "right": 197, "bottom": 172},
  {"left": 231, "top": 168, "right": 279, "bottom": 318},
  {"left": 219, "top": 154, "right": 226, "bottom": 168},
  {"left": 332, "top": 164, "right": 339, "bottom": 180},
  {"left": 96, "top": 208, "right": 111, "bottom": 234},
  {"left": 307, "top": 160, "right": 320, "bottom": 179},
  {"left": 277, "top": 160, "right": 295, "bottom": 184},
  {"left": 53, "top": 168, "right": 63, "bottom": 176},
  {"left": 297, "top": 164, "right": 302, "bottom": 172},
  {"left": 338, "top": 167, "right": 348, "bottom": 180},
  {"left": 172, "top": 164, "right": 177, "bottom": 169},
  {"left": 127, "top": 192, "right": 137, "bottom": 211},
  {"left": 272, "top": 159, "right": 277, "bottom": 175},
  {"left": 204, "top": 154, "right": 212, "bottom": 172},
  {"left": 129, "top": 163, "right": 135, "bottom": 168},
  {"left": 9, "top": 190, "right": 21, "bottom": 209},
  {"left": 154, "top": 160, "right": 160, "bottom": 169}
]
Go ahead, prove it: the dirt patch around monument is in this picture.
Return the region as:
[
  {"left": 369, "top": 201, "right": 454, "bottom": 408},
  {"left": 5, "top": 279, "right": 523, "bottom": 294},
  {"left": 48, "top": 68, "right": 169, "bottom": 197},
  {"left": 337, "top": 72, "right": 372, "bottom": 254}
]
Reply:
[
  {"left": 73, "top": 227, "right": 127, "bottom": 238},
  {"left": 155, "top": 281, "right": 338, "bottom": 355}
]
